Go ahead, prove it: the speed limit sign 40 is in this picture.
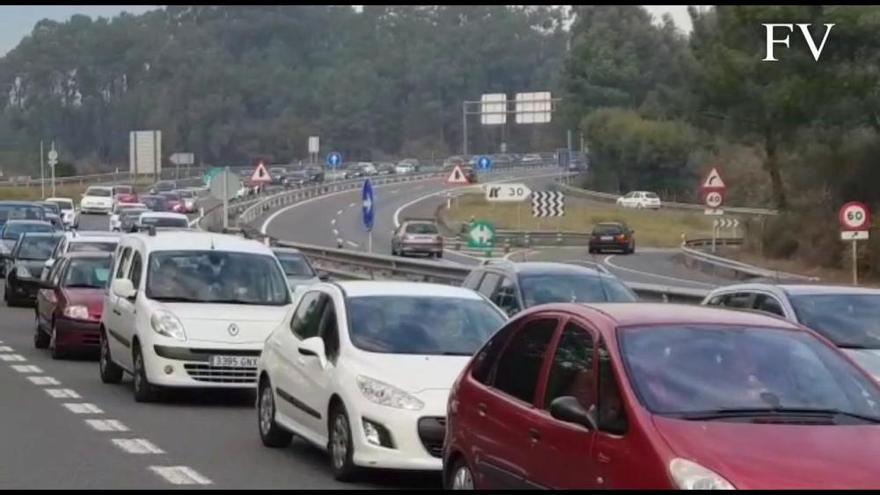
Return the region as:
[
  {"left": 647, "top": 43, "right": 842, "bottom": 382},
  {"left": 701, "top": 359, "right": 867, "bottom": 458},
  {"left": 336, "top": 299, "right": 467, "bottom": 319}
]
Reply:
[
  {"left": 704, "top": 191, "right": 724, "bottom": 209},
  {"left": 839, "top": 202, "right": 871, "bottom": 231}
]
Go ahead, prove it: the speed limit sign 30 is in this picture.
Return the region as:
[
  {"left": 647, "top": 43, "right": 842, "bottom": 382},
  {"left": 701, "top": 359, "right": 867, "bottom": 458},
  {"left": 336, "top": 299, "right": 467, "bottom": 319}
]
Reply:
[{"left": 839, "top": 202, "right": 871, "bottom": 231}]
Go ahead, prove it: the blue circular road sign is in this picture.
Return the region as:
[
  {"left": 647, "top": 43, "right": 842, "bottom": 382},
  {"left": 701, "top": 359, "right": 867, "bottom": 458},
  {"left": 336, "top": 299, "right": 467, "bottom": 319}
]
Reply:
[
  {"left": 326, "top": 152, "right": 342, "bottom": 168},
  {"left": 478, "top": 156, "right": 492, "bottom": 171},
  {"left": 362, "top": 179, "right": 374, "bottom": 231}
]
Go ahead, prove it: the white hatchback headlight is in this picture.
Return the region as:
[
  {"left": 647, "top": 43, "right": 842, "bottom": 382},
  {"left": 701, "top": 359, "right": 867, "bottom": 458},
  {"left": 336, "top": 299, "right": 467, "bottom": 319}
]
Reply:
[
  {"left": 15, "top": 265, "right": 32, "bottom": 278},
  {"left": 150, "top": 310, "right": 187, "bottom": 341},
  {"left": 669, "top": 458, "right": 735, "bottom": 490},
  {"left": 356, "top": 375, "right": 424, "bottom": 411}
]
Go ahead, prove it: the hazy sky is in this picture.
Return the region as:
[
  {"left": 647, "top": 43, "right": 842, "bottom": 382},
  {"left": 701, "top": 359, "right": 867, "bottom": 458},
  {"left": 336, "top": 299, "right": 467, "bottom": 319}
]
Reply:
[{"left": 0, "top": 5, "right": 694, "bottom": 57}]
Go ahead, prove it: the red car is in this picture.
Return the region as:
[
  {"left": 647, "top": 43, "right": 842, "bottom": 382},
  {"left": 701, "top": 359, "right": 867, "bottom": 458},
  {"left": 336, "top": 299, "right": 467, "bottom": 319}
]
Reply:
[
  {"left": 113, "top": 185, "right": 138, "bottom": 204},
  {"left": 34, "top": 252, "right": 113, "bottom": 359},
  {"left": 443, "top": 303, "right": 880, "bottom": 490},
  {"left": 158, "top": 191, "right": 184, "bottom": 212}
]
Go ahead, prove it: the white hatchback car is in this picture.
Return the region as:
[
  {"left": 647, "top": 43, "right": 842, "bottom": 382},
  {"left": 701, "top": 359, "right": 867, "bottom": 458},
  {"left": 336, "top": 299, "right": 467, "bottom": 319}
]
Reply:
[
  {"left": 255, "top": 281, "right": 507, "bottom": 480},
  {"left": 109, "top": 202, "right": 148, "bottom": 231},
  {"left": 616, "top": 190, "right": 662, "bottom": 209},
  {"left": 80, "top": 186, "right": 115, "bottom": 215},
  {"left": 135, "top": 212, "right": 191, "bottom": 231},
  {"left": 45, "top": 197, "right": 76, "bottom": 227},
  {"left": 99, "top": 231, "right": 292, "bottom": 402}
]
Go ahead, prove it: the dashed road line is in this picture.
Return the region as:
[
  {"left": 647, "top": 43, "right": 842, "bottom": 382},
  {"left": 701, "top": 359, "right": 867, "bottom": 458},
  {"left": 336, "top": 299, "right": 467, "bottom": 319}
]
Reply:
[
  {"left": 332, "top": 229, "right": 339, "bottom": 236},
  {"left": 149, "top": 466, "right": 213, "bottom": 485},
  {"left": 0, "top": 346, "right": 13, "bottom": 352},
  {"left": 331, "top": 218, "right": 336, "bottom": 225},
  {"left": 348, "top": 202, "right": 356, "bottom": 208},
  {"left": 337, "top": 209, "right": 343, "bottom": 215},
  {"left": 45, "top": 388, "right": 81, "bottom": 399},
  {"left": 11, "top": 364, "right": 42, "bottom": 373},
  {"left": 27, "top": 376, "right": 61, "bottom": 386},
  {"left": 112, "top": 438, "right": 165, "bottom": 454},
  {"left": 0, "top": 354, "right": 26, "bottom": 362},
  {"left": 63, "top": 403, "right": 104, "bottom": 414},
  {"left": 86, "top": 419, "right": 129, "bottom": 432}
]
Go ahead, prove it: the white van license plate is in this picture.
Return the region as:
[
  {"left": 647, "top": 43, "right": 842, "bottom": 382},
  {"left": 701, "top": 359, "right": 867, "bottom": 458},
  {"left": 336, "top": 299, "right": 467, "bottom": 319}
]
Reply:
[{"left": 209, "top": 356, "right": 258, "bottom": 368}]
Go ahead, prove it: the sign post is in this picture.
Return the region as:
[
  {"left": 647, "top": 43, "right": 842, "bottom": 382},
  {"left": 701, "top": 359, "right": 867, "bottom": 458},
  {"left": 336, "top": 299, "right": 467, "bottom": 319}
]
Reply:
[
  {"left": 700, "top": 167, "right": 726, "bottom": 216},
  {"left": 362, "top": 179, "right": 374, "bottom": 253},
  {"left": 308, "top": 137, "right": 319, "bottom": 164},
  {"left": 222, "top": 167, "right": 229, "bottom": 230},
  {"left": 839, "top": 201, "right": 871, "bottom": 285},
  {"left": 47, "top": 143, "right": 58, "bottom": 198}
]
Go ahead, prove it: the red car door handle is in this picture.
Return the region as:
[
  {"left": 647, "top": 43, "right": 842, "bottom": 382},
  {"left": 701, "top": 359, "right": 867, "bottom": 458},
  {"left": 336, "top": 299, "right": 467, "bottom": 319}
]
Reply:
[
  {"left": 597, "top": 452, "right": 611, "bottom": 463},
  {"left": 528, "top": 428, "right": 540, "bottom": 442},
  {"left": 477, "top": 403, "right": 487, "bottom": 417}
]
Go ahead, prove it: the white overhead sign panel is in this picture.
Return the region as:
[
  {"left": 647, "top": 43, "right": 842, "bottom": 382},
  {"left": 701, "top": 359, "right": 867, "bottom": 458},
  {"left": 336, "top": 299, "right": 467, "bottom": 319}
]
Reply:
[
  {"left": 515, "top": 91, "right": 552, "bottom": 124},
  {"left": 308, "top": 136, "right": 319, "bottom": 154},
  {"left": 480, "top": 93, "right": 507, "bottom": 125},
  {"left": 129, "top": 130, "right": 162, "bottom": 176}
]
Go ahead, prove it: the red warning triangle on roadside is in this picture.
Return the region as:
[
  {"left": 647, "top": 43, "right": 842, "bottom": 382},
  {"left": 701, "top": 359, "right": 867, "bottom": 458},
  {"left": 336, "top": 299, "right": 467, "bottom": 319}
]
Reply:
[
  {"left": 446, "top": 164, "right": 469, "bottom": 185},
  {"left": 251, "top": 162, "right": 271, "bottom": 183}
]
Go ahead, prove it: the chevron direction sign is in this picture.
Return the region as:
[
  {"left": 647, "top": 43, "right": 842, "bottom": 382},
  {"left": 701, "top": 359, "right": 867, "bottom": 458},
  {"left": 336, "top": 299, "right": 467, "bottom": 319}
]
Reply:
[
  {"left": 532, "top": 191, "right": 565, "bottom": 217},
  {"left": 714, "top": 218, "right": 739, "bottom": 229}
]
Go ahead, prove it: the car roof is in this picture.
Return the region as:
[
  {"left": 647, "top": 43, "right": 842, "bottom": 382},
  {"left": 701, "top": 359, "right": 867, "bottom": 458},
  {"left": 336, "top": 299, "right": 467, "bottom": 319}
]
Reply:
[
  {"left": 710, "top": 282, "right": 880, "bottom": 297},
  {"left": 0, "top": 201, "right": 41, "bottom": 206},
  {"left": 20, "top": 231, "right": 63, "bottom": 238},
  {"left": 85, "top": 185, "right": 113, "bottom": 190},
  {"left": 140, "top": 212, "right": 188, "bottom": 219},
  {"left": 595, "top": 222, "right": 626, "bottom": 227},
  {"left": 69, "top": 235, "right": 120, "bottom": 244},
  {"left": 5, "top": 219, "right": 51, "bottom": 226},
  {"left": 272, "top": 247, "right": 303, "bottom": 255},
  {"left": 60, "top": 251, "right": 113, "bottom": 260},
  {"left": 123, "top": 231, "right": 275, "bottom": 255},
  {"left": 530, "top": 302, "right": 800, "bottom": 330},
  {"left": 69, "top": 230, "right": 120, "bottom": 238},
  {"left": 480, "top": 261, "right": 609, "bottom": 277},
  {"left": 335, "top": 281, "right": 485, "bottom": 299},
  {"left": 45, "top": 197, "right": 73, "bottom": 202}
]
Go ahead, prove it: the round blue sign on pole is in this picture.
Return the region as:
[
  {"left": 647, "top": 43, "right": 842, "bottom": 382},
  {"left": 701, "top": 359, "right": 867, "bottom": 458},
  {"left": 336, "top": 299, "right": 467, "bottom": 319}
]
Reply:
[
  {"left": 478, "top": 156, "right": 492, "bottom": 171},
  {"left": 362, "top": 179, "right": 374, "bottom": 231},
  {"left": 326, "top": 152, "right": 342, "bottom": 168}
]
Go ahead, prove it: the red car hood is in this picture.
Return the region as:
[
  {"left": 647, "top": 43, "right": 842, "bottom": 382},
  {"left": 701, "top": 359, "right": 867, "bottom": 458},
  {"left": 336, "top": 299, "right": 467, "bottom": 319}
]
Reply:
[
  {"left": 653, "top": 415, "right": 880, "bottom": 489},
  {"left": 61, "top": 288, "right": 104, "bottom": 320},
  {"left": 116, "top": 194, "right": 138, "bottom": 203}
]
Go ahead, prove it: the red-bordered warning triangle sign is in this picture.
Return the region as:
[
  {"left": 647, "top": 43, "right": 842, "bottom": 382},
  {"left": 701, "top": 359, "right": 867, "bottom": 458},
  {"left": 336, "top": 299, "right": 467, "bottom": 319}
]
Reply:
[
  {"left": 251, "top": 162, "right": 271, "bottom": 183},
  {"left": 701, "top": 167, "right": 726, "bottom": 190},
  {"left": 446, "top": 164, "right": 469, "bottom": 184}
]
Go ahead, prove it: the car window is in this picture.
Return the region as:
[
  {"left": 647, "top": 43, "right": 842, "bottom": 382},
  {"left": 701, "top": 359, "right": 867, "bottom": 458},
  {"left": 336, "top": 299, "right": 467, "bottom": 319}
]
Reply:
[
  {"left": 476, "top": 272, "right": 500, "bottom": 298},
  {"left": 405, "top": 223, "right": 438, "bottom": 234},
  {"left": 115, "top": 247, "right": 132, "bottom": 279},
  {"left": 275, "top": 252, "right": 315, "bottom": 277},
  {"left": 722, "top": 292, "right": 755, "bottom": 309},
  {"left": 491, "top": 318, "right": 559, "bottom": 404},
  {"left": 491, "top": 276, "right": 521, "bottom": 316},
  {"left": 69, "top": 241, "right": 118, "bottom": 254},
  {"left": 3, "top": 222, "right": 53, "bottom": 240},
  {"left": 790, "top": 293, "right": 880, "bottom": 349},
  {"left": 462, "top": 270, "right": 484, "bottom": 290},
  {"left": 520, "top": 273, "right": 637, "bottom": 305},
  {"left": 597, "top": 338, "right": 628, "bottom": 434},
  {"left": 705, "top": 294, "right": 724, "bottom": 306},
  {"left": 593, "top": 224, "right": 623, "bottom": 235},
  {"left": 86, "top": 188, "right": 112, "bottom": 197},
  {"left": 16, "top": 235, "right": 60, "bottom": 260},
  {"left": 50, "top": 257, "right": 68, "bottom": 287},
  {"left": 543, "top": 322, "right": 595, "bottom": 411},
  {"left": 290, "top": 291, "right": 323, "bottom": 340},
  {"left": 620, "top": 325, "right": 880, "bottom": 419},
  {"left": 753, "top": 294, "right": 785, "bottom": 317},
  {"left": 64, "top": 257, "right": 113, "bottom": 289},
  {"left": 128, "top": 252, "right": 143, "bottom": 289},
  {"left": 318, "top": 297, "right": 341, "bottom": 363}
]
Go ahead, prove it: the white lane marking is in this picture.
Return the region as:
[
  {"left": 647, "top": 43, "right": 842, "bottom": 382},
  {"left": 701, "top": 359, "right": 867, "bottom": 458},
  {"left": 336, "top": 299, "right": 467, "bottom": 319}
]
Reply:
[
  {"left": 346, "top": 241, "right": 359, "bottom": 248},
  {"left": 331, "top": 218, "right": 336, "bottom": 225},
  {"left": 28, "top": 376, "right": 61, "bottom": 386},
  {"left": 45, "top": 388, "right": 81, "bottom": 399},
  {"left": 390, "top": 189, "right": 400, "bottom": 194},
  {"left": 86, "top": 419, "right": 129, "bottom": 432},
  {"left": 602, "top": 255, "right": 716, "bottom": 288},
  {"left": 0, "top": 354, "right": 26, "bottom": 362},
  {"left": 63, "top": 403, "right": 104, "bottom": 414},
  {"left": 0, "top": 346, "right": 13, "bottom": 352},
  {"left": 261, "top": 175, "right": 450, "bottom": 234},
  {"left": 149, "top": 466, "right": 213, "bottom": 485},
  {"left": 112, "top": 438, "right": 165, "bottom": 454},
  {"left": 348, "top": 202, "right": 356, "bottom": 208},
  {"left": 336, "top": 209, "right": 343, "bottom": 216},
  {"left": 11, "top": 365, "right": 42, "bottom": 373},
  {"left": 332, "top": 229, "right": 339, "bottom": 236}
]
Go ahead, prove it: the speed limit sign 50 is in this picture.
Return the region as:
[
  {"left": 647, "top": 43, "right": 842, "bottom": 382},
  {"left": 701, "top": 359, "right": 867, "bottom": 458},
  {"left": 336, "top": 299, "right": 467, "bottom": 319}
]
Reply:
[{"left": 839, "top": 201, "right": 871, "bottom": 231}]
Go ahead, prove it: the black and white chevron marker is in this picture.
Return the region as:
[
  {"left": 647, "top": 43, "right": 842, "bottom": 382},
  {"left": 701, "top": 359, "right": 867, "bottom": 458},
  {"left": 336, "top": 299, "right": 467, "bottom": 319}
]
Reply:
[
  {"left": 532, "top": 191, "right": 565, "bottom": 217},
  {"left": 713, "top": 218, "right": 739, "bottom": 229}
]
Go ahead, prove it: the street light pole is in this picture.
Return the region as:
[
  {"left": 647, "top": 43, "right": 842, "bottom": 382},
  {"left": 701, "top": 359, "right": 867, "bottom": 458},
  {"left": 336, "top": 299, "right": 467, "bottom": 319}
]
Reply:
[
  {"left": 462, "top": 102, "right": 468, "bottom": 156},
  {"left": 39, "top": 140, "right": 45, "bottom": 199}
]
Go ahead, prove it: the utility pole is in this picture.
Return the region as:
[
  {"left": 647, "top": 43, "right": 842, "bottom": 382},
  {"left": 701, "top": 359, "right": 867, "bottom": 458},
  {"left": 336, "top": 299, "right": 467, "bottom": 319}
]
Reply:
[
  {"left": 39, "top": 140, "right": 45, "bottom": 199},
  {"left": 462, "top": 102, "right": 468, "bottom": 156}
]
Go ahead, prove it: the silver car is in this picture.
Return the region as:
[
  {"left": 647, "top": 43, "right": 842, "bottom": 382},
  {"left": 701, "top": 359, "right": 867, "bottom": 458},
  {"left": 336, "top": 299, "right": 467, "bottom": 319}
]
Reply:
[
  {"left": 272, "top": 247, "right": 322, "bottom": 291},
  {"left": 702, "top": 283, "right": 880, "bottom": 379}
]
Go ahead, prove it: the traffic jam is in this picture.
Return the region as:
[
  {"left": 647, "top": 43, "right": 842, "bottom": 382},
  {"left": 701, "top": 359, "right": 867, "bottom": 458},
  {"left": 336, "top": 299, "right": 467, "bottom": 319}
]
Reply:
[{"left": 1, "top": 160, "right": 879, "bottom": 491}]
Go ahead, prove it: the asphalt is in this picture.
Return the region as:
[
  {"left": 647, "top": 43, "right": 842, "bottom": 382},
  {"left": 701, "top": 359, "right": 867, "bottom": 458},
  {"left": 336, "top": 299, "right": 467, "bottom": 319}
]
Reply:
[{"left": 0, "top": 212, "right": 439, "bottom": 489}]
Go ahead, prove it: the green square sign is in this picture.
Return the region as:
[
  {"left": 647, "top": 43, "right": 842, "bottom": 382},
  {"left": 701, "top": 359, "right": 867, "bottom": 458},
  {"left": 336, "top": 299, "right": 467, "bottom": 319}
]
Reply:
[{"left": 467, "top": 220, "right": 495, "bottom": 249}]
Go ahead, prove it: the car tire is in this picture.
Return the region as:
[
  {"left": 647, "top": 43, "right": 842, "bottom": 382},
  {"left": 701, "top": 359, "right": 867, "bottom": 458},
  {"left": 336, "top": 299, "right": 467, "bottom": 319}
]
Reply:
[
  {"left": 436, "top": 251, "right": 443, "bottom": 259},
  {"left": 328, "top": 402, "right": 359, "bottom": 482},
  {"left": 34, "top": 312, "right": 49, "bottom": 349},
  {"left": 446, "top": 456, "right": 476, "bottom": 490},
  {"left": 99, "top": 329, "right": 124, "bottom": 384},
  {"left": 49, "top": 320, "right": 66, "bottom": 360},
  {"left": 132, "top": 342, "right": 159, "bottom": 402},
  {"left": 257, "top": 377, "right": 293, "bottom": 448}
]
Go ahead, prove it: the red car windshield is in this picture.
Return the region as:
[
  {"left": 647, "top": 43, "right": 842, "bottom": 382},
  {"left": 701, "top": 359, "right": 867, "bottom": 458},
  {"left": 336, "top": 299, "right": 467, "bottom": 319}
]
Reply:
[{"left": 619, "top": 325, "right": 880, "bottom": 421}]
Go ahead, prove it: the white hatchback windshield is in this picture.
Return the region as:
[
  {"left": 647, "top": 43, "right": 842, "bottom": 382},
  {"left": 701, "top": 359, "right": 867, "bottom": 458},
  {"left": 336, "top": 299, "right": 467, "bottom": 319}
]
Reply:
[{"left": 146, "top": 250, "right": 290, "bottom": 305}]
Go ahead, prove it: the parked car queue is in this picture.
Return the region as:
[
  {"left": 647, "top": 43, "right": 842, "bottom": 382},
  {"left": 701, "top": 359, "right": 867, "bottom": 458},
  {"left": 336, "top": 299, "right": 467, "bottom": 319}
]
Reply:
[{"left": 0, "top": 215, "right": 878, "bottom": 489}]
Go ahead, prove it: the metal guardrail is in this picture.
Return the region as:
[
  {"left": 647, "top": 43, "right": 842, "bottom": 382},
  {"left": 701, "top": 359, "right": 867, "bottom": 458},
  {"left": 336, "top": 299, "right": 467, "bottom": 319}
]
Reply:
[
  {"left": 0, "top": 166, "right": 209, "bottom": 189},
  {"left": 680, "top": 238, "right": 818, "bottom": 282},
  {"left": 556, "top": 182, "right": 779, "bottom": 216}
]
